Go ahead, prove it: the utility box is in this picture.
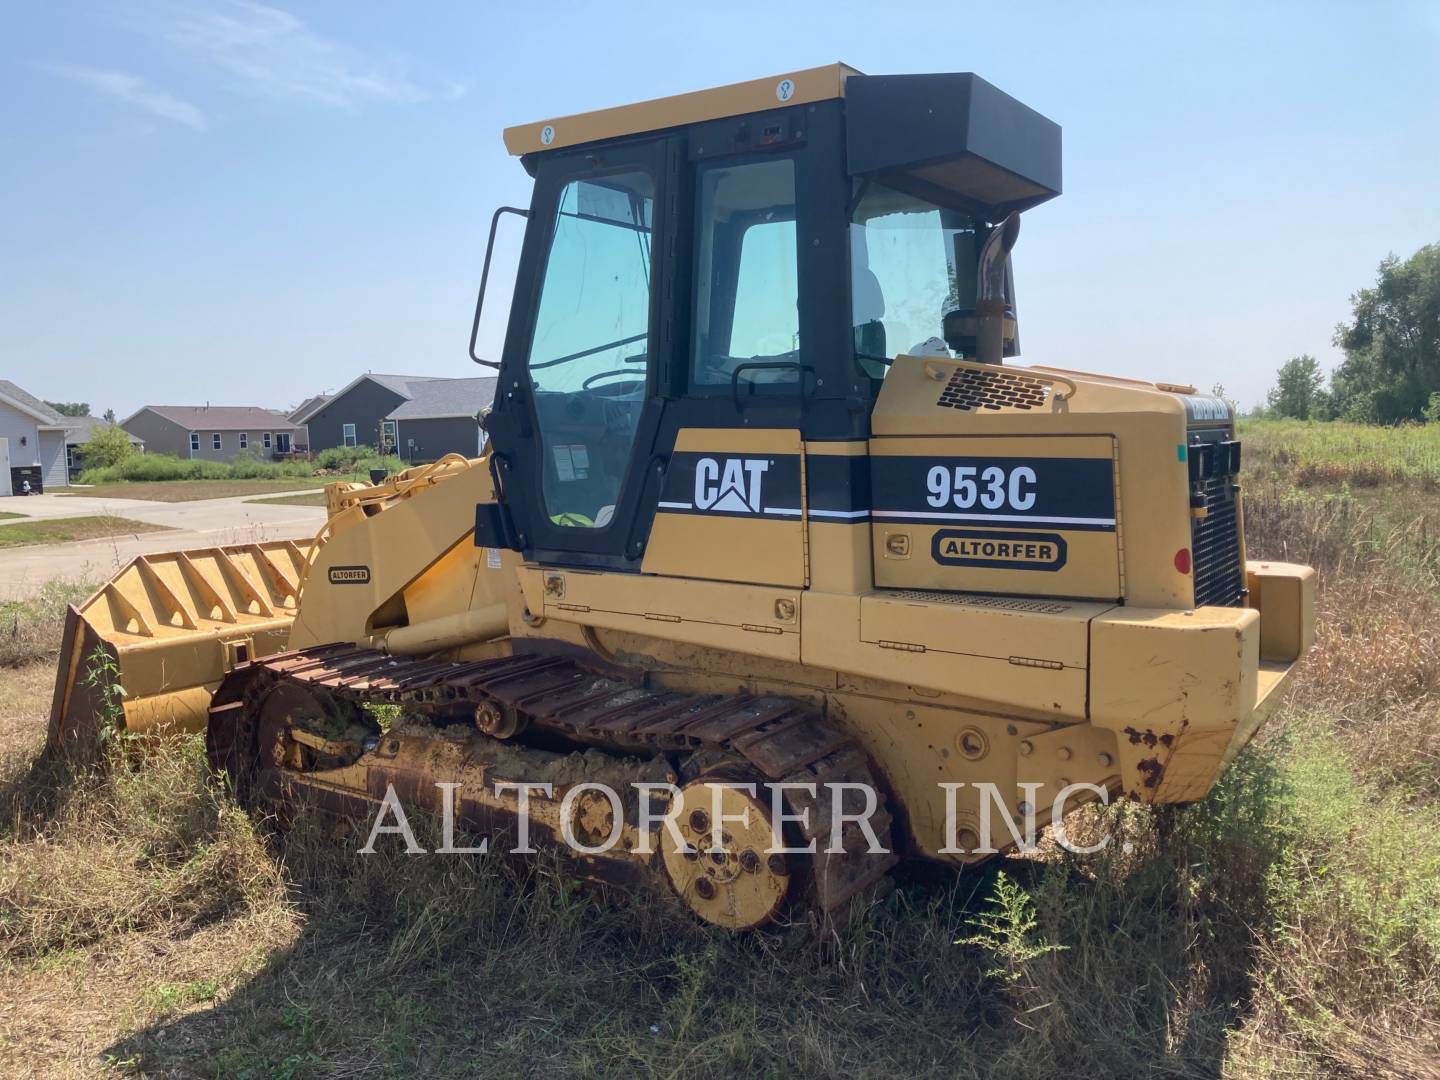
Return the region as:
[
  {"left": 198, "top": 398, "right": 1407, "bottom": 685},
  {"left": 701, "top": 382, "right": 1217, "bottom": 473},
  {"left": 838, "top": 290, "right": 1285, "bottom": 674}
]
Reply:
[{"left": 10, "top": 465, "right": 42, "bottom": 495}]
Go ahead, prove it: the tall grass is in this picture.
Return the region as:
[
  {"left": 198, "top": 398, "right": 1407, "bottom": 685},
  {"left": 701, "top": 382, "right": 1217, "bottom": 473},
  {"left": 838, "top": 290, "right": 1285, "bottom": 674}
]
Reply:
[
  {"left": 0, "top": 579, "right": 95, "bottom": 667},
  {"left": 74, "top": 451, "right": 408, "bottom": 485},
  {"left": 1242, "top": 417, "right": 1440, "bottom": 487},
  {"left": 76, "top": 453, "right": 316, "bottom": 484}
]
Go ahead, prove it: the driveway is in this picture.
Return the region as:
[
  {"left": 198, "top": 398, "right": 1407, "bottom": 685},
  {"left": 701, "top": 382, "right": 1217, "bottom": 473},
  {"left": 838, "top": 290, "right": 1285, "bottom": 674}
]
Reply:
[{"left": 0, "top": 492, "right": 327, "bottom": 600}]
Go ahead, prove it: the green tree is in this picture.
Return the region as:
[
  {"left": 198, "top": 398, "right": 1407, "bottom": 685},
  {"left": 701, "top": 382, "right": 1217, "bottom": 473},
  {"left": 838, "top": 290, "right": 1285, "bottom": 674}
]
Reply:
[
  {"left": 1265, "top": 355, "right": 1327, "bottom": 419},
  {"left": 102, "top": 408, "right": 116, "bottom": 423},
  {"left": 45, "top": 401, "right": 90, "bottom": 417},
  {"left": 80, "top": 424, "right": 136, "bottom": 469},
  {"left": 1330, "top": 244, "right": 1440, "bottom": 422},
  {"left": 1423, "top": 391, "right": 1440, "bottom": 424}
]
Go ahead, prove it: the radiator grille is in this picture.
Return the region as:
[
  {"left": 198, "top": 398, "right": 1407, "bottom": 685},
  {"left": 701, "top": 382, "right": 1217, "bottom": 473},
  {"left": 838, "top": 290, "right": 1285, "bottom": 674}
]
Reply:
[
  {"left": 1191, "top": 468, "right": 1246, "bottom": 607},
  {"left": 936, "top": 366, "right": 1050, "bottom": 411}
]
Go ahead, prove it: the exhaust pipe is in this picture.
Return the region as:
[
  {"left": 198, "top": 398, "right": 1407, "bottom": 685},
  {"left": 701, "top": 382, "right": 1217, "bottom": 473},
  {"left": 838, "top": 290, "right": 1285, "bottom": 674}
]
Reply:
[{"left": 975, "top": 212, "right": 1021, "bottom": 365}]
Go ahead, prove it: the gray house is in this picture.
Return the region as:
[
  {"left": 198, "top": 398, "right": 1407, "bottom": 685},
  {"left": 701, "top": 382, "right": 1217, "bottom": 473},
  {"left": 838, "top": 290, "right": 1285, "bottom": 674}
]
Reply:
[
  {"left": 294, "top": 374, "right": 495, "bottom": 462},
  {"left": 0, "top": 379, "right": 69, "bottom": 493},
  {"left": 389, "top": 378, "right": 496, "bottom": 462},
  {"left": 122, "top": 406, "right": 305, "bottom": 463}
]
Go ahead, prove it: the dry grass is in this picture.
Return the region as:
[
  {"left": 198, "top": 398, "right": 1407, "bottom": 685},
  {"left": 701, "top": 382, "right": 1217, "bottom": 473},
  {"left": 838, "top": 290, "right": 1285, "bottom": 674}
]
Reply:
[
  {"left": 0, "top": 580, "right": 95, "bottom": 668},
  {"left": 0, "top": 431, "right": 1438, "bottom": 1076}
]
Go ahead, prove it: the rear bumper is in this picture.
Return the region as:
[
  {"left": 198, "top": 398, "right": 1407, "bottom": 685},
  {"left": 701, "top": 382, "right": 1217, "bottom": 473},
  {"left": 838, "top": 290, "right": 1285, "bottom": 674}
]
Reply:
[{"left": 1090, "top": 561, "right": 1315, "bottom": 803}]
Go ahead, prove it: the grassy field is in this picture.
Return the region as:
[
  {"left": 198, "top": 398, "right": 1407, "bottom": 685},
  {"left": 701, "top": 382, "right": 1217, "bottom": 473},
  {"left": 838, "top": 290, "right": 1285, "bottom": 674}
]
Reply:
[
  {"left": 245, "top": 491, "right": 329, "bottom": 507},
  {"left": 0, "top": 423, "right": 1438, "bottom": 1076},
  {"left": 0, "top": 516, "right": 172, "bottom": 548},
  {"left": 1241, "top": 416, "right": 1440, "bottom": 486},
  {"left": 62, "top": 479, "right": 322, "bottom": 503},
  {"left": 0, "top": 511, "right": 25, "bottom": 521}
]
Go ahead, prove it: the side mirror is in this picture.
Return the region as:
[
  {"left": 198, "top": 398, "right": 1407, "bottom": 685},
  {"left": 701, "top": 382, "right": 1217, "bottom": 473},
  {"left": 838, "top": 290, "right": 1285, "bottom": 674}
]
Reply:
[{"left": 469, "top": 206, "right": 530, "bottom": 369}]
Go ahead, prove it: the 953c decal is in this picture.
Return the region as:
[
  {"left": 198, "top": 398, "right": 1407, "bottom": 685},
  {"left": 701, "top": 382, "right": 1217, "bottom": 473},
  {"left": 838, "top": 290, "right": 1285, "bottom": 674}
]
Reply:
[{"left": 871, "top": 455, "right": 1116, "bottom": 532}]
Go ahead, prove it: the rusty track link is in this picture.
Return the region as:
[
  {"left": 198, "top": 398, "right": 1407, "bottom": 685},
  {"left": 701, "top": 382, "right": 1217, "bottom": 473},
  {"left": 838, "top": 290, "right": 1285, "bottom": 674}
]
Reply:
[{"left": 212, "top": 644, "right": 898, "bottom": 920}]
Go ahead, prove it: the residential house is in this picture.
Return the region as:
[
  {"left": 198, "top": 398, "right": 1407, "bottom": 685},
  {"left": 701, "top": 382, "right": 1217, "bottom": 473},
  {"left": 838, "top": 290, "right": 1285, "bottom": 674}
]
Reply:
[
  {"left": 122, "top": 406, "right": 305, "bottom": 463},
  {"left": 0, "top": 379, "right": 69, "bottom": 493},
  {"left": 63, "top": 415, "right": 144, "bottom": 477},
  {"left": 294, "top": 374, "right": 495, "bottom": 462},
  {"left": 388, "top": 377, "right": 496, "bottom": 462},
  {"left": 288, "top": 394, "right": 331, "bottom": 425}
]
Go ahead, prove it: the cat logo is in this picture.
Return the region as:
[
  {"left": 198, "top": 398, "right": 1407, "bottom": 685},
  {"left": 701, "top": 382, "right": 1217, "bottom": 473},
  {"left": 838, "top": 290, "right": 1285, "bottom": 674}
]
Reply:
[
  {"left": 694, "top": 457, "right": 769, "bottom": 514},
  {"left": 932, "top": 530, "right": 1068, "bottom": 571},
  {"left": 329, "top": 565, "right": 372, "bottom": 585}
]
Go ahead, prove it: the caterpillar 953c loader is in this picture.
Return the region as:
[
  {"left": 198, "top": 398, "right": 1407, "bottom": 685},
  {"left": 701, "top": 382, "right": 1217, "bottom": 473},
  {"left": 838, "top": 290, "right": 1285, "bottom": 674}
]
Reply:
[{"left": 49, "top": 65, "right": 1315, "bottom": 930}]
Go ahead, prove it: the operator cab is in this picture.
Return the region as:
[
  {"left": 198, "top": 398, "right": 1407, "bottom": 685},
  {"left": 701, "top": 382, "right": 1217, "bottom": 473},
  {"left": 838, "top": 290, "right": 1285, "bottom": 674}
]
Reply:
[{"left": 477, "top": 66, "right": 1061, "bottom": 571}]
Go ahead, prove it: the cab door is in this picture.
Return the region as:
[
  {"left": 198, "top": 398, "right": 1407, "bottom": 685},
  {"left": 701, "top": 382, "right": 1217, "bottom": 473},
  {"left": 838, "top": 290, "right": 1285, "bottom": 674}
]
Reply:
[{"left": 486, "top": 136, "right": 678, "bottom": 570}]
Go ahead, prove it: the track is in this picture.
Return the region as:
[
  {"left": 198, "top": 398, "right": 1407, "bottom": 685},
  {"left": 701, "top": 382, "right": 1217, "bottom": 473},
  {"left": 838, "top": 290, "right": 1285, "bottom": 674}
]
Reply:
[{"left": 208, "top": 644, "right": 898, "bottom": 929}]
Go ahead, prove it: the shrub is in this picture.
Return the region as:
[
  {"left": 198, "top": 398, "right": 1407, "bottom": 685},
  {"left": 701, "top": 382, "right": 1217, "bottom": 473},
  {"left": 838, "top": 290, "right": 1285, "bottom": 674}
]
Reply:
[
  {"left": 78, "top": 424, "right": 136, "bottom": 469},
  {"left": 315, "top": 445, "right": 371, "bottom": 471}
]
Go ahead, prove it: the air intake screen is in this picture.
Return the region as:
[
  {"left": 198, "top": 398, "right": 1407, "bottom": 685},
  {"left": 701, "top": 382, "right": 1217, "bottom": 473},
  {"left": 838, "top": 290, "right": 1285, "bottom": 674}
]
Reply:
[{"left": 937, "top": 366, "right": 1050, "bottom": 411}]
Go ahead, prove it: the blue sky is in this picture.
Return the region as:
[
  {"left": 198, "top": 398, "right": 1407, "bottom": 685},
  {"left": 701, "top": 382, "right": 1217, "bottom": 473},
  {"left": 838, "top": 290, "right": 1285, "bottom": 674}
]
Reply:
[{"left": 3, "top": 1, "right": 1438, "bottom": 417}]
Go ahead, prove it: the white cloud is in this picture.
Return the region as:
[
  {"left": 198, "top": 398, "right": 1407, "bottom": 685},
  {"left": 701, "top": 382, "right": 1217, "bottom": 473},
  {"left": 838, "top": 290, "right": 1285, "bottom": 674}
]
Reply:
[
  {"left": 45, "top": 64, "right": 208, "bottom": 131},
  {"left": 141, "top": 1, "right": 446, "bottom": 109}
]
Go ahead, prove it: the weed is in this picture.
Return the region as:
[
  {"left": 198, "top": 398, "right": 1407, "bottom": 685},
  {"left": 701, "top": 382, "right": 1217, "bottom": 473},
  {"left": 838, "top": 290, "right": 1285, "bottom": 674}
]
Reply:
[{"left": 955, "top": 870, "right": 1067, "bottom": 983}]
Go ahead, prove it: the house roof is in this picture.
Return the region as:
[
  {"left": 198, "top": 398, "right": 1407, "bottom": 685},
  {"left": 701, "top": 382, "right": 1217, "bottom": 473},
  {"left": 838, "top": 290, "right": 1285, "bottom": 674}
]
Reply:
[
  {"left": 289, "top": 373, "right": 453, "bottom": 425},
  {"left": 287, "top": 394, "right": 331, "bottom": 424},
  {"left": 0, "top": 379, "right": 67, "bottom": 429},
  {"left": 64, "top": 415, "right": 144, "bottom": 446},
  {"left": 125, "top": 405, "right": 299, "bottom": 431},
  {"left": 387, "top": 377, "right": 498, "bottom": 421}
]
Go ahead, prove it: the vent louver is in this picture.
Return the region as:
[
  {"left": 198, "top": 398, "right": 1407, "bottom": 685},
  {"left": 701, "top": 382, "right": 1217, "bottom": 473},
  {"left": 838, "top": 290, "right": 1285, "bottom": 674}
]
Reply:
[
  {"left": 1189, "top": 438, "right": 1246, "bottom": 607},
  {"left": 884, "top": 590, "right": 1072, "bottom": 615},
  {"left": 936, "top": 366, "right": 1050, "bottom": 411}
]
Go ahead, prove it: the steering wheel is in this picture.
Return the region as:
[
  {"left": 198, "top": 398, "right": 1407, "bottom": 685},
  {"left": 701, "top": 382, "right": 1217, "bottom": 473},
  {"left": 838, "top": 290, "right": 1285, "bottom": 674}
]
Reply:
[{"left": 582, "top": 368, "right": 644, "bottom": 391}]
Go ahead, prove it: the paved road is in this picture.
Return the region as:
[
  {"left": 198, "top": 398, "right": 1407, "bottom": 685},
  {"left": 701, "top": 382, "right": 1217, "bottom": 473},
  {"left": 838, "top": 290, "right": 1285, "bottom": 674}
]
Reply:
[{"left": 0, "top": 492, "right": 326, "bottom": 600}]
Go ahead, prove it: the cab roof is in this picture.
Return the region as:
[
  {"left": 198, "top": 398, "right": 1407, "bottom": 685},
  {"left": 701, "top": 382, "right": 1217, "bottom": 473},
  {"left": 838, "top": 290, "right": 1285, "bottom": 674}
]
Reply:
[
  {"left": 503, "top": 63, "right": 862, "bottom": 156},
  {"left": 504, "top": 65, "right": 1062, "bottom": 217}
]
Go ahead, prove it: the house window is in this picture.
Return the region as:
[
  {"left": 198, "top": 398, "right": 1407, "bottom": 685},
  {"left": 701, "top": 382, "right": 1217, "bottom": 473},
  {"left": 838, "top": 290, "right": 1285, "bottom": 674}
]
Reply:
[
  {"left": 212, "top": 433, "right": 222, "bottom": 450},
  {"left": 190, "top": 432, "right": 200, "bottom": 452},
  {"left": 342, "top": 423, "right": 356, "bottom": 448},
  {"left": 276, "top": 432, "right": 292, "bottom": 454},
  {"left": 263, "top": 432, "right": 272, "bottom": 449},
  {"left": 239, "top": 432, "right": 248, "bottom": 450},
  {"left": 380, "top": 420, "right": 396, "bottom": 451}
]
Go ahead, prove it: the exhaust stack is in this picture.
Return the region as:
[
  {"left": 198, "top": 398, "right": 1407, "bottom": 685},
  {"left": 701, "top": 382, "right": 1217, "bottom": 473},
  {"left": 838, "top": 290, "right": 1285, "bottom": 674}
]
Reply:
[{"left": 975, "top": 211, "right": 1020, "bottom": 365}]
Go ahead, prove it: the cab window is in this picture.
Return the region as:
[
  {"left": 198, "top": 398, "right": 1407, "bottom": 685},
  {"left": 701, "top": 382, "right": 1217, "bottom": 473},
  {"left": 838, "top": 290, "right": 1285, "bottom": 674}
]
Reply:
[
  {"left": 526, "top": 170, "right": 654, "bottom": 528},
  {"left": 690, "top": 157, "right": 799, "bottom": 388},
  {"left": 849, "top": 181, "right": 982, "bottom": 379}
]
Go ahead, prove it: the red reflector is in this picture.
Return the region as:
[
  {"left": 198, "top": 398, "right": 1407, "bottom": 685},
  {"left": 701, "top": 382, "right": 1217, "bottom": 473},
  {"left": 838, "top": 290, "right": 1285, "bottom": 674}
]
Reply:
[{"left": 1174, "top": 548, "right": 1192, "bottom": 574}]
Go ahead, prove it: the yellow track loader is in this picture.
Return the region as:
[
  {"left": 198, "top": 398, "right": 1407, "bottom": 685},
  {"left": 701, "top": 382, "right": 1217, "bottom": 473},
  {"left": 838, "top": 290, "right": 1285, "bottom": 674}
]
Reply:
[{"left": 49, "top": 65, "right": 1314, "bottom": 930}]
